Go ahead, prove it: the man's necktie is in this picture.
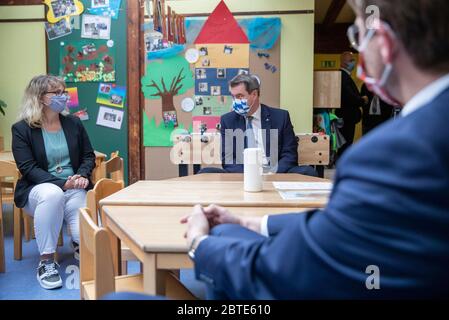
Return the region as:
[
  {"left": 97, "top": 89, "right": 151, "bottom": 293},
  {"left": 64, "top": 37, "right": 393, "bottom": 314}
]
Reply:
[{"left": 246, "top": 116, "right": 256, "bottom": 148}]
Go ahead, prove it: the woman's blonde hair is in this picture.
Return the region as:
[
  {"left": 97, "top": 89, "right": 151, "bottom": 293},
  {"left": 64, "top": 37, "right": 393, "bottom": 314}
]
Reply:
[{"left": 18, "top": 75, "right": 66, "bottom": 128}]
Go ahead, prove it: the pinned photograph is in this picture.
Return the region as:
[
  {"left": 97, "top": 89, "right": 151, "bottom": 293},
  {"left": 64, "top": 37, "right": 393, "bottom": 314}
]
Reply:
[
  {"left": 81, "top": 14, "right": 111, "bottom": 40},
  {"left": 163, "top": 111, "right": 178, "bottom": 127},
  {"left": 82, "top": 43, "right": 97, "bottom": 55},
  {"left": 203, "top": 106, "right": 212, "bottom": 115},
  {"left": 199, "top": 47, "right": 208, "bottom": 56},
  {"left": 144, "top": 33, "right": 168, "bottom": 52},
  {"left": 238, "top": 69, "right": 249, "bottom": 75},
  {"left": 87, "top": 0, "right": 121, "bottom": 20},
  {"left": 210, "top": 86, "right": 221, "bottom": 96},
  {"left": 45, "top": 19, "right": 72, "bottom": 40},
  {"left": 96, "top": 83, "right": 126, "bottom": 108},
  {"left": 198, "top": 82, "right": 208, "bottom": 93},
  {"left": 91, "top": 0, "right": 109, "bottom": 8},
  {"left": 217, "top": 68, "right": 226, "bottom": 79},
  {"left": 51, "top": 0, "right": 78, "bottom": 18},
  {"left": 201, "top": 58, "right": 210, "bottom": 67},
  {"left": 224, "top": 45, "right": 233, "bottom": 55},
  {"left": 99, "top": 83, "right": 111, "bottom": 93},
  {"left": 110, "top": 94, "right": 122, "bottom": 105},
  {"left": 96, "top": 106, "right": 124, "bottom": 129},
  {"left": 195, "top": 68, "right": 207, "bottom": 80},
  {"left": 195, "top": 96, "right": 204, "bottom": 106}
]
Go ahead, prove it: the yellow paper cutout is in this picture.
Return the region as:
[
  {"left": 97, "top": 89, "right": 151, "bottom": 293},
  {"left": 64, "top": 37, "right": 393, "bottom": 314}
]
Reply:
[{"left": 44, "top": 0, "right": 84, "bottom": 24}]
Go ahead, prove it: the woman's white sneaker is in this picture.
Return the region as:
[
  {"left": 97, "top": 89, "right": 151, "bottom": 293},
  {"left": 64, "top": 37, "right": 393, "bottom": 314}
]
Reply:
[{"left": 36, "top": 259, "right": 63, "bottom": 290}]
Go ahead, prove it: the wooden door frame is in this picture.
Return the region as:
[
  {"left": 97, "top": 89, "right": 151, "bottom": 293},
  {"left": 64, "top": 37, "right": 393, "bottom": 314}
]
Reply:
[{"left": 127, "top": 0, "right": 145, "bottom": 184}]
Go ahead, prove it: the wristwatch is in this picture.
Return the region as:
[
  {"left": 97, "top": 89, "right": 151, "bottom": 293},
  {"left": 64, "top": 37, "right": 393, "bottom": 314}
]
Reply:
[{"left": 188, "top": 235, "right": 208, "bottom": 260}]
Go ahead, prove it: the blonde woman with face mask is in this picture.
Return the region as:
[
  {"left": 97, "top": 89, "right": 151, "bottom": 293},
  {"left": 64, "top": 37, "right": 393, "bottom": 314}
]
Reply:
[{"left": 11, "top": 75, "right": 96, "bottom": 290}]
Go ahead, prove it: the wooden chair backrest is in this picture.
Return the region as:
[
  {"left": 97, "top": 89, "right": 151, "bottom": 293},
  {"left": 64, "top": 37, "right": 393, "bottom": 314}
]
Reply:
[
  {"left": 0, "top": 161, "right": 19, "bottom": 199},
  {"left": 79, "top": 207, "right": 115, "bottom": 299},
  {"left": 172, "top": 133, "right": 221, "bottom": 166},
  {"left": 296, "top": 134, "right": 330, "bottom": 166},
  {"left": 86, "top": 178, "right": 123, "bottom": 225},
  {"left": 99, "top": 155, "right": 124, "bottom": 183},
  {"left": 0, "top": 160, "right": 19, "bottom": 181}
]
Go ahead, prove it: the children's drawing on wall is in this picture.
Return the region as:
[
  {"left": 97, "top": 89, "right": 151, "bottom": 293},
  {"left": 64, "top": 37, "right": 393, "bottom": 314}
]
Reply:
[
  {"left": 189, "top": 1, "right": 251, "bottom": 133},
  {"left": 60, "top": 40, "right": 116, "bottom": 82},
  {"left": 96, "top": 83, "right": 126, "bottom": 108},
  {"left": 142, "top": 56, "right": 193, "bottom": 117},
  {"left": 65, "top": 87, "right": 79, "bottom": 108},
  {"left": 141, "top": 54, "right": 194, "bottom": 146}
]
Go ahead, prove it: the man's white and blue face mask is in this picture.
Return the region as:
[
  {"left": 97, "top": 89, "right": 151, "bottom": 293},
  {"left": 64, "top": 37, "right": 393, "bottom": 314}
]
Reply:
[{"left": 232, "top": 98, "right": 251, "bottom": 116}]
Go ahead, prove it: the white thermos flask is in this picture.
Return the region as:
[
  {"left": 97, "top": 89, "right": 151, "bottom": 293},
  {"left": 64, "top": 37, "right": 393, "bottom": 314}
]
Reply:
[{"left": 244, "top": 148, "right": 263, "bottom": 192}]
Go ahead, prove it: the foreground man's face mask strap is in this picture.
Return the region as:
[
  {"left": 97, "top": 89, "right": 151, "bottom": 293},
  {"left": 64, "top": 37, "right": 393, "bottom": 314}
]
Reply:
[{"left": 348, "top": 21, "right": 401, "bottom": 107}]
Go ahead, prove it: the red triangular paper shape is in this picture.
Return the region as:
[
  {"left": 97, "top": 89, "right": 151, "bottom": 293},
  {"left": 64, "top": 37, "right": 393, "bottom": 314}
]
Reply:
[{"left": 194, "top": 0, "right": 249, "bottom": 44}]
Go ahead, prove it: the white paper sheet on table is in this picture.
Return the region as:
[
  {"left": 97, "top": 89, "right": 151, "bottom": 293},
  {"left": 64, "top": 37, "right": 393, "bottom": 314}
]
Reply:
[
  {"left": 278, "top": 190, "right": 331, "bottom": 201},
  {"left": 273, "top": 181, "right": 333, "bottom": 191}
]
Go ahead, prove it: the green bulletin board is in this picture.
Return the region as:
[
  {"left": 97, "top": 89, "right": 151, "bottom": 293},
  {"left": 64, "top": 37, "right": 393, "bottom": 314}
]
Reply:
[{"left": 46, "top": 0, "right": 128, "bottom": 185}]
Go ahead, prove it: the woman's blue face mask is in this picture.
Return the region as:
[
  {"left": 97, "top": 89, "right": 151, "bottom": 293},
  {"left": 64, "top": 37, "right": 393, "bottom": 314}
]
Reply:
[{"left": 48, "top": 95, "right": 68, "bottom": 113}]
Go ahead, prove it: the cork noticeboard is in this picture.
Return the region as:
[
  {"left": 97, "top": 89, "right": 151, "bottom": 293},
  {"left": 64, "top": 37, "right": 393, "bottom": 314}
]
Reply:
[{"left": 313, "top": 70, "right": 341, "bottom": 109}]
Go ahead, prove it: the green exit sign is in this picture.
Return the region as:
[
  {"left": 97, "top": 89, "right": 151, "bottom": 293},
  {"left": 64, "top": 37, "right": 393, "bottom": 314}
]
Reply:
[{"left": 321, "top": 60, "right": 336, "bottom": 68}]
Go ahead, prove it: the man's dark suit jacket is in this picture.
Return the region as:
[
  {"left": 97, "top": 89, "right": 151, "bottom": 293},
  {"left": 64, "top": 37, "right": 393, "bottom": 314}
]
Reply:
[
  {"left": 11, "top": 114, "right": 96, "bottom": 208},
  {"left": 220, "top": 104, "right": 298, "bottom": 173},
  {"left": 193, "top": 87, "right": 449, "bottom": 299},
  {"left": 361, "top": 83, "right": 394, "bottom": 134},
  {"left": 335, "top": 70, "right": 364, "bottom": 125}
]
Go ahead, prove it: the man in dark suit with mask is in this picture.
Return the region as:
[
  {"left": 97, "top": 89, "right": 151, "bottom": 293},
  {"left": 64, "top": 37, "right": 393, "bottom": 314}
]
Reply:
[
  {"left": 199, "top": 74, "right": 317, "bottom": 177},
  {"left": 335, "top": 51, "right": 368, "bottom": 157}
]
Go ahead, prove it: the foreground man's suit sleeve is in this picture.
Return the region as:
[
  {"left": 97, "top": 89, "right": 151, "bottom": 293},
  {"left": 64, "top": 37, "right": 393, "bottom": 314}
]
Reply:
[{"left": 193, "top": 89, "right": 449, "bottom": 299}]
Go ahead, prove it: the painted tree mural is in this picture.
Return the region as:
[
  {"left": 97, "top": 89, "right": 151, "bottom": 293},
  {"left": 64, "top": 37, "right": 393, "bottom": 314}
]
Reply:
[{"left": 141, "top": 55, "right": 194, "bottom": 114}]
